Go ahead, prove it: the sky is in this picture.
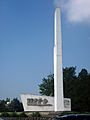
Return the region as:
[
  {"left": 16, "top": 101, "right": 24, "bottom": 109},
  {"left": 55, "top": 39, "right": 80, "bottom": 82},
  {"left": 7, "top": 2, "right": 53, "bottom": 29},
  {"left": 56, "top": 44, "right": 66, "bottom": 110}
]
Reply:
[{"left": 0, "top": 0, "right": 90, "bottom": 99}]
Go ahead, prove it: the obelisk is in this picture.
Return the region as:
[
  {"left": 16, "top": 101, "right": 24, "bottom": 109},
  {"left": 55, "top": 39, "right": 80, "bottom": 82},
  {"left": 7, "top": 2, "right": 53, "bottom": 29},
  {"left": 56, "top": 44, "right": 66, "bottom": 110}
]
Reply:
[{"left": 54, "top": 8, "right": 64, "bottom": 111}]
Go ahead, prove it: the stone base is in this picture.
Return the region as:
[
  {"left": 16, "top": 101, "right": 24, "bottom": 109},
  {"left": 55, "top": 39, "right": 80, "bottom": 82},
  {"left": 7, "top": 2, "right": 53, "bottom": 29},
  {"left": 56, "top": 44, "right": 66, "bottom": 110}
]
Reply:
[{"left": 21, "top": 94, "right": 71, "bottom": 112}]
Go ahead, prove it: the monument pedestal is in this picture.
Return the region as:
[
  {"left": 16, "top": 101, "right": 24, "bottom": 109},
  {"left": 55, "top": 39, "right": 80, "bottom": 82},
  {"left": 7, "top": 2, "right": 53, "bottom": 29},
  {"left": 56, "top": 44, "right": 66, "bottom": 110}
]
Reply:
[{"left": 21, "top": 94, "right": 71, "bottom": 112}]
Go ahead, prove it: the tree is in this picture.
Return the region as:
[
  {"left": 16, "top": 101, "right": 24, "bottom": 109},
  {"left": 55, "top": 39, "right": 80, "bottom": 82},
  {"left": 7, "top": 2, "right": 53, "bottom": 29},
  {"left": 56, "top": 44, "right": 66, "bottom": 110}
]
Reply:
[
  {"left": 39, "top": 67, "right": 90, "bottom": 112},
  {"left": 39, "top": 74, "right": 54, "bottom": 96},
  {"left": 0, "top": 100, "right": 6, "bottom": 112},
  {"left": 78, "top": 69, "right": 88, "bottom": 80},
  {"left": 8, "top": 98, "right": 24, "bottom": 112},
  {"left": 0, "top": 98, "right": 24, "bottom": 112},
  {"left": 63, "top": 67, "right": 77, "bottom": 98},
  {"left": 0, "top": 98, "right": 10, "bottom": 112},
  {"left": 75, "top": 69, "right": 90, "bottom": 111},
  {"left": 63, "top": 67, "right": 76, "bottom": 81},
  {"left": 39, "top": 67, "right": 76, "bottom": 97}
]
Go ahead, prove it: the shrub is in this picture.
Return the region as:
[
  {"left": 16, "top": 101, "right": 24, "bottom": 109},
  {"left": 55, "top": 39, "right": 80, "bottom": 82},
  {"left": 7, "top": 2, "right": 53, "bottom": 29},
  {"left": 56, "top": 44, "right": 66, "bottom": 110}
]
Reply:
[
  {"left": 0, "top": 112, "right": 10, "bottom": 117},
  {"left": 10, "top": 112, "right": 18, "bottom": 117},
  {"left": 31, "top": 112, "right": 41, "bottom": 117},
  {"left": 19, "top": 112, "right": 28, "bottom": 117}
]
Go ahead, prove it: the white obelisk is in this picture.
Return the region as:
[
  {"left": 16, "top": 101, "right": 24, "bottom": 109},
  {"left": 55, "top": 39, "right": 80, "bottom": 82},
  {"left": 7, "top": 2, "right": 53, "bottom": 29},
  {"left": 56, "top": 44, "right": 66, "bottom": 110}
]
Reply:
[{"left": 54, "top": 8, "right": 64, "bottom": 111}]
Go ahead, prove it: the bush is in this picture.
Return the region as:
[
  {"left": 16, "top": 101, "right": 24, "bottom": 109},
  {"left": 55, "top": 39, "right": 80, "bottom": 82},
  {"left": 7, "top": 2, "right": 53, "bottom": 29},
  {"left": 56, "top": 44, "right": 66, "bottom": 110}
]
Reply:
[
  {"left": 0, "top": 112, "right": 10, "bottom": 117},
  {"left": 10, "top": 112, "right": 18, "bottom": 117},
  {"left": 19, "top": 112, "right": 28, "bottom": 117},
  {"left": 31, "top": 112, "right": 41, "bottom": 117}
]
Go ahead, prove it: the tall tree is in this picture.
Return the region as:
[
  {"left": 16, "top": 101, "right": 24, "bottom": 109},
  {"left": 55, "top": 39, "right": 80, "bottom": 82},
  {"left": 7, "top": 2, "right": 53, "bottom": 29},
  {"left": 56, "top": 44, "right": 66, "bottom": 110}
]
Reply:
[
  {"left": 39, "top": 67, "right": 77, "bottom": 97},
  {"left": 39, "top": 74, "right": 54, "bottom": 96},
  {"left": 63, "top": 67, "right": 77, "bottom": 98},
  {"left": 39, "top": 67, "right": 90, "bottom": 112}
]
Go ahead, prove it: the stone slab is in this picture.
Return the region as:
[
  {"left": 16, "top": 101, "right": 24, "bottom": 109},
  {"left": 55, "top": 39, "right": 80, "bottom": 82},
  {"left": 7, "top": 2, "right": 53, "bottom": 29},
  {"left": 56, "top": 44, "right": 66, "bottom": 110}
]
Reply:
[{"left": 21, "top": 94, "right": 71, "bottom": 111}]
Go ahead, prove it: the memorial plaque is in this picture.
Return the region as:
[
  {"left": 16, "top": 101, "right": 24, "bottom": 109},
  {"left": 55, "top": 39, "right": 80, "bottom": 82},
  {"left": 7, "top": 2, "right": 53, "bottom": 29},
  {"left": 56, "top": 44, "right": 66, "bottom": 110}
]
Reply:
[
  {"left": 27, "top": 98, "right": 52, "bottom": 106},
  {"left": 21, "top": 94, "right": 54, "bottom": 111},
  {"left": 21, "top": 94, "right": 71, "bottom": 111}
]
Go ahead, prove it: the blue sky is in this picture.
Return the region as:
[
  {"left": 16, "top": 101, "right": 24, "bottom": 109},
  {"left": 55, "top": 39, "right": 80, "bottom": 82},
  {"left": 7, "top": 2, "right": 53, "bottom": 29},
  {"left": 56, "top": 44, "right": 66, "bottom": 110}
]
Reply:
[{"left": 0, "top": 0, "right": 90, "bottom": 99}]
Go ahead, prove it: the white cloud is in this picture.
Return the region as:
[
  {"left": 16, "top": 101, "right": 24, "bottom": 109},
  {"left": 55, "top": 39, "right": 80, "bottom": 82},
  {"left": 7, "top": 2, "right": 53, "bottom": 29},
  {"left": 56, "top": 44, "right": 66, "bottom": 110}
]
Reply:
[
  {"left": 54, "top": 0, "right": 90, "bottom": 23},
  {"left": 65, "top": 0, "right": 90, "bottom": 23}
]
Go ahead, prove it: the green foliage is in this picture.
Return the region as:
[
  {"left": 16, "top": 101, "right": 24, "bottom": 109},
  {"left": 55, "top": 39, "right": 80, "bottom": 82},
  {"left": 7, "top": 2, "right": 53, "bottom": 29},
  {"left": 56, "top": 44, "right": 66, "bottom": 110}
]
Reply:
[
  {"left": 10, "top": 112, "right": 19, "bottom": 117},
  {"left": 39, "top": 67, "right": 90, "bottom": 112},
  {"left": 0, "top": 100, "right": 6, "bottom": 112},
  {"left": 31, "top": 112, "right": 41, "bottom": 117},
  {"left": 63, "top": 67, "right": 77, "bottom": 81},
  {"left": 9, "top": 98, "right": 24, "bottom": 112},
  {"left": 19, "top": 112, "right": 28, "bottom": 117},
  {"left": 0, "top": 112, "right": 28, "bottom": 117},
  {"left": 78, "top": 69, "right": 88, "bottom": 79},
  {"left": 0, "top": 112, "right": 10, "bottom": 117},
  {"left": 39, "top": 74, "right": 54, "bottom": 96},
  {"left": 0, "top": 98, "right": 24, "bottom": 112}
]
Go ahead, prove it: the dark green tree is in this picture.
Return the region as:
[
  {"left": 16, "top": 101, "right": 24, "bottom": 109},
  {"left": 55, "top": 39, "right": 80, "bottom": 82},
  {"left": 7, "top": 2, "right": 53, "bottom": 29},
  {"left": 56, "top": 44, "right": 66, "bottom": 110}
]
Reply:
[
  {"left": 63, "top": 67, "right": 76, "bottom": 81},
  {"left": 39, "top": 67, "right": 76, "bottom": 97},
  {"left": 78, "top": 69, "right": 88, "bottom": 80},
  {"left": 74, "top": 69, "right": 90, "bottom": 111},
  {"left": 0, "top": 100, "right": 6, "bottom": 112},
  {"left": 63, "top": 67, "right": 77, "bottom": 98},
  {"left": 0, "top": 98, "right": 24, "bottom": 112},
  {"left": 39, "top": 74, "right": 54, "bottom": 96},
  {"left": 9, "top": 98, "right": 24, "bottom": 112},
  {"left": 39, "top": 67, "right": 90, "bottom": 112}
]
